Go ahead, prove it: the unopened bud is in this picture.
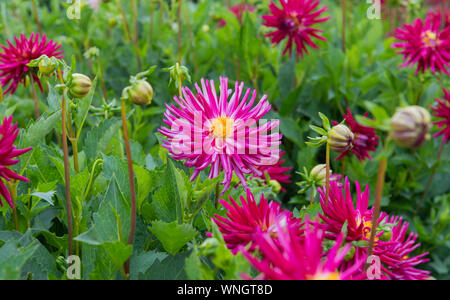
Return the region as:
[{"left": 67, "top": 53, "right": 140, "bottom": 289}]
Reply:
[
  {"left": 328, "top": 124, "right": 354, "bottom": 153},
  {"left": 379, "top": 230, "right": 392, "bottom": 242},
  {"left": 38, "top": 57, "right": 56, "bottom": 75},
  {"left": 199, "top": 238, "right": 219, "bottom": 256},
  {"left": 310, "top": 164, "right": 329, "bottom": 186},
  {"left": 124, "top": 80, "right": 153, "bottom": 106},
  {"left": 390, "top": 106, "right": 431, "bottom": 149},
  {"left": 69, "top": 73, "right": 92, "bottom": 98},
  {"left": 269, "top": 179, "right": 282, "bottom": 193},
  {"left": 344, "top": 246, "right": 356, "bottom": 261}
]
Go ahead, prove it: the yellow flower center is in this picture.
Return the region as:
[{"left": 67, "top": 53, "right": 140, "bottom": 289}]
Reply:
[
  {"left": 210, "top": 116, "right": 234, "bottom": 139},
  {"left": 307, "top": 272, "right": 340, "bottom": 280},
  {"left": 422, "top": 30, "right": 439, "bottom": 47}
]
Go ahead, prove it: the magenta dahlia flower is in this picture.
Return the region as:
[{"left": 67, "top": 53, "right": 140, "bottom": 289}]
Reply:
[
  {"left": 391, "top": 11, "right": 450, "bottom": 75},
  {"left": 159, "top": 77, "right": 281, "bottom": 192},
  {"left": 241, "top": 219, "right": 365, "bottom": 280},
  {"left": 253, "top": 151, "right": 292, "bottom": 191},
  {"left": 318, "top": 178, "right": 430, "bottom": 280},
  {"left": 212, "top": 191, "right": 300, "bottom": 253},
  {"left": 0, "top": 33, "right": 64, "bottom": 95},
  {"left": 333, "top": 109, "right": 380, "bottom": 161},
  {"left": 430, "top": 87, "right": 450, "bottom": 142},
  {"left": 0, "top": 116, "right": 32, "bottom": 208},
  {"left": 262, "top": 0, "right": 330, "bottom": 57}
]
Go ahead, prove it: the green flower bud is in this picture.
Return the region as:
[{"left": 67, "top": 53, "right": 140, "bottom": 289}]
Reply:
[
  {"left": 108, "top": 17, "right": 118, "bottom": 28},
  {"left": 38, "top": 57, "right": 56, "bottom": 75},
  {"left": 328, "top": 124, "right": 354, "bottom": 153},
  {"left": 269, "top": 179, "right": 282, "bottom": 194},
  {"left": 310, "top": 164, "right": 330, "bottom": 186},
  {"left": 124, "top": 79, "right": 154, "bottom": 106},
  {"left": 344, "top": 246, "right": 356, "bottom": 262},
  {"left": 390, "top": 106, "right": 431, "bottom": 149},
  {"left": 69, "top": 73, "right": 92, "bottom": 98},
  {"left": 199, "top": 238, "right": 220, "bottom": 256},
  {"left": 379, "top": 229, "right": 392, "bottom": 242}
]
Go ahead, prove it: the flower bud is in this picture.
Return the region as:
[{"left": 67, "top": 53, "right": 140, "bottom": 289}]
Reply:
[
  {"left": 199, "top": 238, "right": 219, "bottom": 256},
  {"left": 380, "top": 230, "right": 392, "bottom": 242},
  {"left": 344, "top": 246, "right": 356, "bottom": 261},
  {"left": 328, "top": 124, "right": 354, "bottom": 153},
  {"left": 38, "top": 57, "right": 56, "bottom": 75},
  {"left": 390, "top": 106, "right": 431, "bottom": 149},
  {"left": 310, "top": 164, "right": 327, "bottom": 186},
  {"left": 69, "top": 73, "right": 92, "bottom": 98},
  {"left": 269, "top": 179, "right": 282, "bottom": 194},
  {"left": 125, "top": 80, "right": 153, "bottom": 106}
]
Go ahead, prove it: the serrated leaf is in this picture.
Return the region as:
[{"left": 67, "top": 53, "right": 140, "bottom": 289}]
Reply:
[{"left": 150, "top": 220, "right": 198, "bottom": 255}]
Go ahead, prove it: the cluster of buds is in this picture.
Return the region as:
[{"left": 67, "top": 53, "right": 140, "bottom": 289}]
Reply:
[
  {"left": 121, "top": 67, "right": 155, "bottom": 106},
  {"left": 390, "top": 106, "right": 431, "bottom": 149}
]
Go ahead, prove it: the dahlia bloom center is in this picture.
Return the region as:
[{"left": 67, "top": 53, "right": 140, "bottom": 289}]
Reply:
[
  {"left": 210, "top": 116, "right": 235, "bottom": 139},
  {"left": 281, "top": 13, "right": 304, "bottom": 33},
  {"left": 422, "top": 30, "right": 440, "bottom": 47}
]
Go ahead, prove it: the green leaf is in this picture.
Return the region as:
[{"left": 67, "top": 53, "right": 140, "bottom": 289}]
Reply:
[
  {"left": 150, "top": 220, "right": 198, "bottom": 255},
  {"left": 84, "top": 118, "right": 121, "bottom": 160}
]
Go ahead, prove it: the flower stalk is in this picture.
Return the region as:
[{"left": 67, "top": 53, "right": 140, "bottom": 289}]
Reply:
[
  {"left": 31, "top": 0, "right": 42, "bottom": 34},
  {"left": 30, "top": 76, "right": 40, "bottom": 120},
  {"left": 120, "top": 99, "right": 137, "bottom": 277},
  {"left": 367, "top": 157, "right": 388, "bottom": 259},
  {"left": 58, "top": 67, "right": 74, "bottom": 257}
]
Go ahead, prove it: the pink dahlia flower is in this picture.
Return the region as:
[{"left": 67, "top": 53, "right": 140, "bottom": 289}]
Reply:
[
  {"left": 253, "top": 151, "right": 292, "bottom": 191},
  {"left": 212, "top": 190, "right": 301, "bottom": 253},
  {"left": 159, "top": 77, "right": 281, "bottom": 192},
  {"left": 241, "top": 219, "right": 365, "bottom": 280},
  {"left": 430, "top": 87, "right": 450, "bottom": 142},
  {"left": 318, "top": 178, "right": 430, "bottom": 280},
  {"left": 391, "top": 11, "right": 450, "bottom": 75},
  {"left": 262, "top": 0, "right": 330, "bottom": 57},
  {"left": 0, "top": 116, "right": 32, "bottom": 208},
  {"left": 333, "top": 109, "right": 380, "bottom": 162},
  {"left": 0, "top": 33, "right": 64, "bottom": 95}
]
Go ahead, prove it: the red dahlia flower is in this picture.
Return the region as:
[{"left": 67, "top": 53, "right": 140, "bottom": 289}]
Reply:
[
  {"left": 0, "top": 116, "right": 32, "bottom": 208},
  {"left": 430, "top": 87, "right": 450, "bottom": 142},
  {"left": 241, "top": 219, "right": 365, "bottom": 280},
  {"left": 212, "top": 190, "right": 301, "bottom": 253},
  {"left": 262, "top": 0, "right": 330, "bottom": 58},
  {"left": 392, "top": 11, "right": 450, "bottom": 75},
  {"left": 318, "top": 178, "right": 430, "bottom": 280},
  {"left": 0, "top": 33, "right": 64, "bottom": 95}
]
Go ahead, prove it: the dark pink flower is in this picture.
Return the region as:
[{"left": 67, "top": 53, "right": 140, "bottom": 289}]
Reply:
[
  {"left": 241, "top": 219, "right": 365, "bottom": 280},
  {"left": 333, "top": 109, "right": 380, "bottom": 162},
  {"left": 0, "top": 116, "right": 32, "bottom": 208},
  {"left": 262, "top": 0, "right": 330, "bottom": 57},
  {"left": 392, "top": 11, "right": 450, "bottom": 75},
  {"left": 430, "top": 87, "right": 450, "bottom": 142},
  {"left": 212, "top": 190, "right": 301, "bottom": 253},
  {"left": 318, "top": 178, "right": 430, "bottom": 280},
  {"left": 0, "top": 33, "right": 64, "bottom": 95}
]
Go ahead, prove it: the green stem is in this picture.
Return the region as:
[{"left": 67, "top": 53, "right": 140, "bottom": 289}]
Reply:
[
  {"left": 367, "top": 157, "right": 388, "bottom": 260},
  {"left": 58, "top": 68, "right": 74, "bottom": 257},
  {"left": 130, "top": 0, "right": 141, "bottom": 71},
  {"left": 116, "top": 0, "right": 132, "bottom": 42},
  {"left": 325, "top": 143, "right": 330, "bottom": 206},
  {"left": 6, "top": 181, "right": 19, "bottom": 231},
  {"left": 31, "top": 0, "right": 42, "bottom": 34},
  {"left": 30, "top": 76, "right": 40, "bottom": 120},
  {"left": 121, "top": 100, "right": 137, "bottom": 276}
]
